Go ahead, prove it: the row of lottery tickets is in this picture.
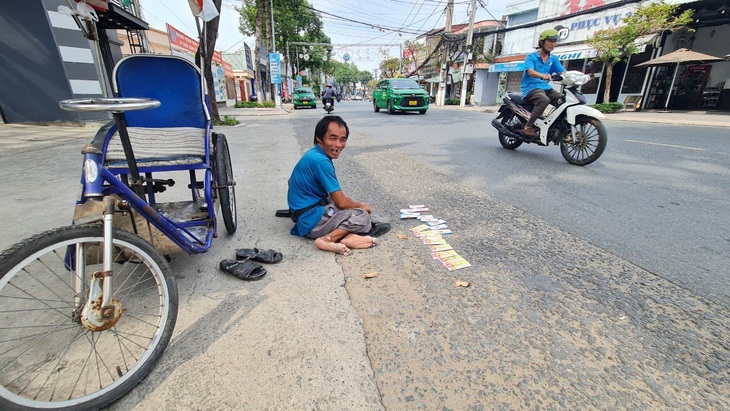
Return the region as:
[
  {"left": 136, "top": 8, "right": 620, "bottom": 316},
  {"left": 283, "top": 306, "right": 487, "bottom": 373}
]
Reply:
[{"left": 401, "top": 205, "right": 471, "bottom": 271}]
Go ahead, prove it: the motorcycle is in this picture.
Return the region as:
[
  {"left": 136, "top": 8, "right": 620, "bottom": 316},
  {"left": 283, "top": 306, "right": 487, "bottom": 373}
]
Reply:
[
  {"left": 323, "top": 98, "right": 334, "bottom": 114},
  {"left": 491, "top": 70, "right": 607, "bottom": 166}
]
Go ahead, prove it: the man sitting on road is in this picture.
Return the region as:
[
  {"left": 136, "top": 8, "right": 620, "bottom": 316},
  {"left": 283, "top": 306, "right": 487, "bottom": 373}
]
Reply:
[
  {"left": 521, "top": 29, "right": 566, "bottom": 138},
  {"left": 287, "top": 116, "right": 390, "bottom": 255}
]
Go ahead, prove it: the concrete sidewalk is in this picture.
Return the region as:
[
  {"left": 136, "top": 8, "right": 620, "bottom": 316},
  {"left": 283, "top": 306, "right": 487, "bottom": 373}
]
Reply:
[{"left": 0, "top": 120, "right": 383, "bottom": 410}]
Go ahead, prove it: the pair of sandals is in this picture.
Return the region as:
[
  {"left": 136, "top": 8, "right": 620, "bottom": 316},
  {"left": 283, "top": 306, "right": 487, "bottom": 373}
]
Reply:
[{"left": 219, "top": 248, "right": 284, "bottom": 281}]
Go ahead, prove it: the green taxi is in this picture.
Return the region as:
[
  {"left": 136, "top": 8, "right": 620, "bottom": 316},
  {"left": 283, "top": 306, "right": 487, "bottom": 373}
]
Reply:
[
  {"left": 372, "top": 78, "right": 429, "bottom": 114},
  {"left": 293, "top": 87, "right": 317, "bottom": 109}
]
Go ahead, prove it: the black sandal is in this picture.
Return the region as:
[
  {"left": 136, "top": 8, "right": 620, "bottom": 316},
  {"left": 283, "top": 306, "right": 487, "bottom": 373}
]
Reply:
[
  {"left": 235, "top": 248, "right": 283, "bottom": 264},
  {"left": 219, "top": 259, "right": 267, "bottom": 281}
]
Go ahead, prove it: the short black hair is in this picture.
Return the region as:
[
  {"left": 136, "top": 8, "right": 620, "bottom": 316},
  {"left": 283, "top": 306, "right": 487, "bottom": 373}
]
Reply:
[{"left": 314, "top": 115, "right": 349, "bottom": 145}]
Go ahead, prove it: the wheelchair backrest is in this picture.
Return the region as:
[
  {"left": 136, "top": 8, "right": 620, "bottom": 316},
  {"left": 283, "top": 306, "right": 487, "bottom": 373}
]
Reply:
[
  {"left": 105, "top": 55, "right": 210, "bottom": 166},
  {"left": 114, "top": 55, "right": 209, "bottom": 127}
]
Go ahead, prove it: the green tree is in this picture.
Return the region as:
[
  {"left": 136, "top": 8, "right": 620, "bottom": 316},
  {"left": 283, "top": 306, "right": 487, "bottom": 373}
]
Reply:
[
  {"left": 587, "top": 1, "right": 693, "bottom": 103},
  {"left": 239, "top": 0, "right": 331, "bottom": 89},
  {"left": 379, "top": 57, "right": 401, "bottom": 78}
]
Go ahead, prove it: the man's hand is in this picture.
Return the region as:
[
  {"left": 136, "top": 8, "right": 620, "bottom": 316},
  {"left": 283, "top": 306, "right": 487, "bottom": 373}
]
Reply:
[{"left": 331, "top": 190, "right": 372, "bottom": 213}]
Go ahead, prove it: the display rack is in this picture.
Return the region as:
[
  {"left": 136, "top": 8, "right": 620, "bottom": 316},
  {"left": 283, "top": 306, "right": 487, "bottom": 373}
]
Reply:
[{"left": 700, "top": 81, "right": 724, "bottom": 108}]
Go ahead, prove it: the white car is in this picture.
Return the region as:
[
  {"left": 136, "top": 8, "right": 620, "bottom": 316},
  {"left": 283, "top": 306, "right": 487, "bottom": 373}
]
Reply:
[{"left": 353, "top": 93, "right": 363, "bottom": 101}]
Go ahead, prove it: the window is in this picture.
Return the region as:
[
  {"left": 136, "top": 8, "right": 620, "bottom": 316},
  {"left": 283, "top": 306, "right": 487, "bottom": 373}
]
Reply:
[
  {"left": 581, "top": 61, "right": 604, "bottom": 94},
  {"left": 621, "top": 52, "right": 651, "bottom": 94}
]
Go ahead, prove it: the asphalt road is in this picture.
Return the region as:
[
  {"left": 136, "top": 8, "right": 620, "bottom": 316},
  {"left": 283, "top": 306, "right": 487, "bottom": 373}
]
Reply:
[
  {"left": 302, "top": 100, "right": 730, "bottom": 309},
  {"left": 1, "top": 107, "right": 728, "bottom": 409}
]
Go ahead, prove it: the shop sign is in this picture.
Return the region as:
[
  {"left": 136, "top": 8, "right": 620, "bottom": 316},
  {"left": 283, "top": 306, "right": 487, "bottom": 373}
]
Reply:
[
  {"left": 489, "top": 62, "right": 526, "bottom": 73},
  {"left": 269, "top": 53, "right": 281, "bottom": 84},
  {"left": 553, "top": 48, "right": 598, "bottom": 61}
]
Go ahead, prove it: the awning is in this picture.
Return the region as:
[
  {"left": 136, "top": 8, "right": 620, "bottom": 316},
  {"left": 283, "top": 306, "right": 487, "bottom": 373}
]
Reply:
[{"left": 552, "top": 43, "right": 597, "bottom": 61}]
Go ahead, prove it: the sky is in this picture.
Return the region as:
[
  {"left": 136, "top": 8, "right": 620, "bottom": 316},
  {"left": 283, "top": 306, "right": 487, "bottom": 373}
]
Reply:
[{"left": 136, "top": 0, "right": 512, "bottom": 73}]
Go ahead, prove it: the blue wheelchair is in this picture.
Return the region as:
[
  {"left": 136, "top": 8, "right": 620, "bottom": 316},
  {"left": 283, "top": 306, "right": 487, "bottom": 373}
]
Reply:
[{"left": 0, "top": 55, "right": 236, "bottom": 410}]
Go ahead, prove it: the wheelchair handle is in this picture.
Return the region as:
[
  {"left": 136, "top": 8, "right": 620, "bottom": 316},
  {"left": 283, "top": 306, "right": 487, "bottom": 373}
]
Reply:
[{"left": 59, "top": 97, "right": 160, "bottom": 113}]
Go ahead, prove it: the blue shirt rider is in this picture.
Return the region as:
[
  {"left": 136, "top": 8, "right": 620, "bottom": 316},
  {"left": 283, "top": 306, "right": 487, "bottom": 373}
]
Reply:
[{"left": 520, "top": 29, "right": 566, "bottom": 138}]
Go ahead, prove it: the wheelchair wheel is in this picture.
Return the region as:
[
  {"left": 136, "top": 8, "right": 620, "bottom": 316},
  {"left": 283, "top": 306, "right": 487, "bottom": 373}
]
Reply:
[
  {"left": 214, "top": 133, "right": 237, "bottom": 234},
  {"left": 0, "top": 225, "right": 177, "bottom": 411}
]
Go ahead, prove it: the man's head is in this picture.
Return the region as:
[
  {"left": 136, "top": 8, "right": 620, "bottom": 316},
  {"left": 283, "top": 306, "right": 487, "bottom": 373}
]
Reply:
[
  {"left": 314, "top": 116, "right": 349, "bottom": 159},
  {"left": 538, "top": 29, "right": 559, "bottom": 54}
]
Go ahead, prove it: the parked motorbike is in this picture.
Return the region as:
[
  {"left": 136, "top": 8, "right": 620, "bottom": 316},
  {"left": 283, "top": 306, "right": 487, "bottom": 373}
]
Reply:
[
  {"left": 323, "top": 98, "right": 334, "bottom": 114},
  {"left": 491, "top": 70, "right": 607, "bottom": 166}
]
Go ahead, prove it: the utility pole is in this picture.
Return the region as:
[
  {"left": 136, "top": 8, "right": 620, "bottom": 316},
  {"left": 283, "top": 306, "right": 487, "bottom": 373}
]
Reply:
[
  {"left": 460, "top": 0, "right": 477, "bottom": 107},
  {"left": 437, "top": 0, "right": 454, "bottom": 106}
]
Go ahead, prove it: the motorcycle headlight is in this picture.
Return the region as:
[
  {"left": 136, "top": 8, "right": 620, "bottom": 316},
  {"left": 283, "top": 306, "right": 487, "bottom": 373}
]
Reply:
[{"left": 564, "top": 71, "right": 590, "bottom": 86}]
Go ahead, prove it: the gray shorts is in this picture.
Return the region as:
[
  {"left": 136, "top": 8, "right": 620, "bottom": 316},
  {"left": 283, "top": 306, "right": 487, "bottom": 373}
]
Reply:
[{"left": 305, "top": 204, "right": 372, "bottom": 239}]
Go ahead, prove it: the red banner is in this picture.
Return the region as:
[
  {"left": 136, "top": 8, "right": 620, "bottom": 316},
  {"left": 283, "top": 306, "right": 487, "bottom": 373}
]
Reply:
[
  {"left": 167, "top": 24, "right": 198, "bottom": 54},
  {"left": 223, "top": 61, "right": 234, "bottom": 78},
  {"left": 167, "top": 24, "right": 224, "bottom": 65}
]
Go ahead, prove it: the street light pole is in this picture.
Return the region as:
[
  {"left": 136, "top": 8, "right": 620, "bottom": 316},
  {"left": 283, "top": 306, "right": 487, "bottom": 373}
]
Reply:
[
  {"left": 270, "top": 0, "right": 281, "bottom": 107},
  {"left": 460, "top": 0, "right": 477, "bottom": 107}
]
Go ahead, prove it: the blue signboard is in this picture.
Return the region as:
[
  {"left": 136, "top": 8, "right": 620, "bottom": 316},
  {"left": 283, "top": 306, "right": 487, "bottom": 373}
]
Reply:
[
  {"left": 269, "top": 53, "right": 281, "bottom": 84},
  {"left": 489, "top": 62, "right": 526, "bottom": 73}
]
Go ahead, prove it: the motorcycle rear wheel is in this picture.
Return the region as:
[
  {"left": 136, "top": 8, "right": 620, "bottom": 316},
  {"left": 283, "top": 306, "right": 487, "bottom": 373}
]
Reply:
[
  {"left": 497, "top": 115, "right": 522, "bottom": 149},
  {"left": 498, "top": 131, "right": 522, "bottom": 149},
  {"left": 561, "top": 116, "right": 607, "bottom": 166}
]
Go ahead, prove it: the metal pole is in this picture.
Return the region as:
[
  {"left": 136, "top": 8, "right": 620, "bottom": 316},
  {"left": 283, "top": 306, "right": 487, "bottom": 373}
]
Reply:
[
  {"left": 437, "top": 0, "right": 454, "bottom": 106},
  {"left": 270, "top": 0, "right": 281, "bottom": 107},
  {"left": 663, "top": 63, "right": 679, "bottom": 111},
  {"left": 460, "top": 0, "right": 477, "bottom": 107}
]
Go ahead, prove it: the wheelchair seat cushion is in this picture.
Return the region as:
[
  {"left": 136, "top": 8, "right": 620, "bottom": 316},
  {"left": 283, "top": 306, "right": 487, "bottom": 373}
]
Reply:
[{"left": 104, "top": 126, "right": 205, "bottom": 168}]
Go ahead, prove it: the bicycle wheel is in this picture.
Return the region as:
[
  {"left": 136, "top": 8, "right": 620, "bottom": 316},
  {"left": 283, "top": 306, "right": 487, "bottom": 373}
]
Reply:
[
  {"left": 214, "top": 133, "right": 237, "bottom": 234},
  {"left": 0, "top": 225, "right": 178, "bottom": 411}
]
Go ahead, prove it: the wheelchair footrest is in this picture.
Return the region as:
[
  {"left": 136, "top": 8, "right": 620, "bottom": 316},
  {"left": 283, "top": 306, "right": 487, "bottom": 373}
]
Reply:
[{"left": 153, "top": 200, "right": 209, "bottom": 223}]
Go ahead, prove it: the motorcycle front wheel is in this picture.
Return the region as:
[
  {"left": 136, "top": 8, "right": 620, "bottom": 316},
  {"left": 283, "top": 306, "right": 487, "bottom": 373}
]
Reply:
[{"left": 561, "top": 116, "right": 607, "bottom": 166}]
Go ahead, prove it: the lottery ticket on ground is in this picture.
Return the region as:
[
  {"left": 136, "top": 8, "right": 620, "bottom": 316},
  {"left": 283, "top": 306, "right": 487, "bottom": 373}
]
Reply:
[
  {"left": 428, "top": 244, "right": 453, "bottom": 252},
  {"left": 441, "top": 257, "right": 472, "bottom": 271},
  {"left": 425, "top": 220, "right": 447, "bottom": 226},
  {"left": 431, "top": 250, "right": 459, "bottom": 259},
  {"left": 409, "top": 224, "right": 430, "bottom": 233},
  {"left": 400, "top": 207, "right": 429, "bottom": 213},
  {"left": 422, "top": 235, "right": 446, "bottom": 245}
]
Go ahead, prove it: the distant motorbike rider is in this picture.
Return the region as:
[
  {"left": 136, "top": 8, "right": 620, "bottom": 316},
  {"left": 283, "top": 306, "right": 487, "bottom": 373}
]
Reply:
[
  {"left": 322, "top": 84, "right": 335, "bottom": 110},
  {"left": 521, "top": 29, "right": 566, "bottom": 138}
]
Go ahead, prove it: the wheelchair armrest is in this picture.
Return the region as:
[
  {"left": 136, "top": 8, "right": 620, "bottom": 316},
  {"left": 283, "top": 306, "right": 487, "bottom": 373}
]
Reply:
[{"left": 92, "top": 120, "right": 116, "bottom": 147}]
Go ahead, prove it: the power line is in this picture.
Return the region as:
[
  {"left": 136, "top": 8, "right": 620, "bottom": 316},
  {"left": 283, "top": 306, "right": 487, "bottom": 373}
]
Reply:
[{"left": 304, "top": 4, "right": 426, "bottom": 35}]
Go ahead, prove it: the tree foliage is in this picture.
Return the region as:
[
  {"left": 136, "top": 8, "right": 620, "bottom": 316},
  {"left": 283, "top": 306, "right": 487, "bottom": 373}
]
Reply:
[
  {"left": 238, "top": 0, "right": 331, "bottom": 77},
  {"left": 328, "top": 60, "right": 372, "bottom": 85},
  {"left": 587, "top": 1, "right": 693, "bottom": 102},
  {"left": 379, "top": 58, "right": 401, "bottom": 78}
]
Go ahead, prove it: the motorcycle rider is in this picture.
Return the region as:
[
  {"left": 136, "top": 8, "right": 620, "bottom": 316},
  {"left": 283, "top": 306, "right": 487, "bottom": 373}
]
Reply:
[
  {"left": 322, "top": 83, "right": 335, "bottom": 110},
  {"left": 521, "top": 29, "right": 566, "bottom": 138}
]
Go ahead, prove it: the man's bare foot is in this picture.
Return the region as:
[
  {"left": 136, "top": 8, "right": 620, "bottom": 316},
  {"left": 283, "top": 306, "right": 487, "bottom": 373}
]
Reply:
[
  {"left": 340, "top": 233, "right": 376, "bottom": 249},
  {"left": 315, "top": 236, "right": 351, "bottom": 255}
]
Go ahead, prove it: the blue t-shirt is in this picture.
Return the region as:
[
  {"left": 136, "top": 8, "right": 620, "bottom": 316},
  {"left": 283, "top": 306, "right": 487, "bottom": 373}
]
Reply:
[
  {"left": 287, "top": 145, "right": 341, "bottom": 236},
  {"left": 521, "top": 51, "right": 565, "bottom": 96}
]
